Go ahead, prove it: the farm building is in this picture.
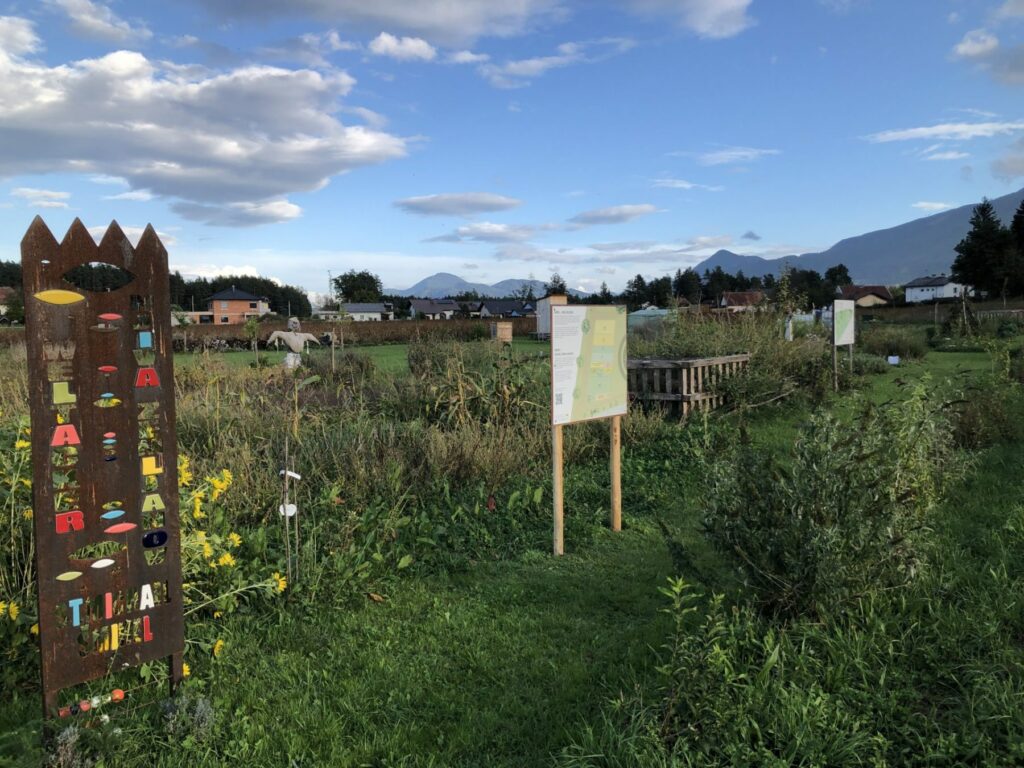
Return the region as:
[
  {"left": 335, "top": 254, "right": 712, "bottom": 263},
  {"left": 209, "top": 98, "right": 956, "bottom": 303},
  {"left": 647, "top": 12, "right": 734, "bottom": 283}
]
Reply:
[
  {"left": 479, "top": 299, "right": 535, "bottom": 318},
  {"left": 628, "top": 307, "right": 671, "bottom": 330},
  {"left": 839, "top": 285, "right": 894, "bottom": 307},
  {"left": 410, "top": 299, "right": 459, "bottom": 320},
  {"left": 904, "top": 275, "right": 969, "bottom": 303},
  {"left": 535, "top": 294, "right": 568, "bottom": 338},
  {"left": 719, "top": 291, "right": 766, "bottom": 312},
  {"left": 342, "top": 303, "right": 392, "bottom": 322}
]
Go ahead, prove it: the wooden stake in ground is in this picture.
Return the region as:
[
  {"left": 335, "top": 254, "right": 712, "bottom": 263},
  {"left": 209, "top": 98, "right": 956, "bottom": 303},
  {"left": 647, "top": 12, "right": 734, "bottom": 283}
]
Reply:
[
  {"left": 610, "top": 415, "right": 622, "bottom": 532},
  {"left": 552, "top": 424, "right": 564, "bottom": 556},
  {"left": 832, "top": 343, "right": 839, "bottom": 392}
]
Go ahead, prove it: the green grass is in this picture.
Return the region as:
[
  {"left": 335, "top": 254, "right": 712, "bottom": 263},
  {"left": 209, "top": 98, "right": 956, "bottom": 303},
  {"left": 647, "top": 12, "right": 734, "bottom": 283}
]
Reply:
[{"left": 3, "top": 343, "right": 1020, "bottom": 766}]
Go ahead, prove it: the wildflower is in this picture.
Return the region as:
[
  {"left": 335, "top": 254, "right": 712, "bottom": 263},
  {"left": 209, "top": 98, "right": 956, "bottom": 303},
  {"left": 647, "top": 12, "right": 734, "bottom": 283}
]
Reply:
[
  {"left": 31, "top": 623, "right": 39, "bottom": 636},
  {"left": 272, "top": 572, "right": 287, "bottom": 593},
  {"left": 217, "top": 552, "right": 236, "bottom": 568},
  {"left": 195, "top": 531, "right": 207, "bottom": 542},
  {"left": 56, "top": 413, "right": 65, "bottom": 425},
  {"left": 227, "top": 532, "right": 242, "bottom": 548},
  {"left": 14, "top": 439, "right": 30, "bottom": 450},
  {"left": 202, "top": 542, "right": 213, "bottom": 559},
  {"left": 182, "top": 663, "right": 191, "bottom": 678},
  {"left": 178, "top": 455, "right": 193, "bottom": 488},
  {"left": 192, "top": 495, "right": 205, "bottom": 520},
  {"left": 212, "top": 639, "right": 224, "bottom": 658},
  {"left": 8, "top": 602, "right": 19, "bottom": 621},
  {"left": 0, "top": 602, "right": 6, "bottom": 617},
  {"left": 23, "top": 508, "right": 32, "bottom": 520},
  {"left": 213, "top": 611, "right": 222, "bottom": 619}
]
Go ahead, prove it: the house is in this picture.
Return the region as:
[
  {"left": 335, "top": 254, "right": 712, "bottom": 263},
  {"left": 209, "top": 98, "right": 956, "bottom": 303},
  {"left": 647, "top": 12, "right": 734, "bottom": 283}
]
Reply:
[
  {"left": 342, "top": 303, "right": 392, "bottom": 322},
  {"left": 458, "top": 301, "right": 482, "bottom": 318},
  {"left": 904, "top": 275, "right": 969, "bottom": 303},
  {"left": 409, "top": 298, "right": 459, "bottom": 320},
  {"left": 536, "top": 294, "right": 568, "bottom": 338},
  {"left": 181, "top": 287, "right": 271, "bottom": 325},
  {"left": 839, "top": 285, "right": 894, "bottom": 307},
  {"left": 719, "top": 291, "right": 766, "bottom": 312},
  {"left": 479, "top": 299, "right": 535, "bottom": 319}
]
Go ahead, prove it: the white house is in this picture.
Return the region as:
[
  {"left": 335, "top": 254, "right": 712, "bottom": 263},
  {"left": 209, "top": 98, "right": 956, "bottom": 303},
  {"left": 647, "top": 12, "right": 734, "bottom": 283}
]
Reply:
[
  {"left": 342, "top": 303, "right": 392, "bottom": 322},
  {"left": 904, "top": 275, "right": 969, "bottom": 303}
]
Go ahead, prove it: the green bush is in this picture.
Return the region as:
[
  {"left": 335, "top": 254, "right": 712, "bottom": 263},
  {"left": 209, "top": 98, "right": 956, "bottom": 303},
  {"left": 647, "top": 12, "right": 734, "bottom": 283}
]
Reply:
[{"left": 859, "top": 325, "right": 927, "bottom": 360}]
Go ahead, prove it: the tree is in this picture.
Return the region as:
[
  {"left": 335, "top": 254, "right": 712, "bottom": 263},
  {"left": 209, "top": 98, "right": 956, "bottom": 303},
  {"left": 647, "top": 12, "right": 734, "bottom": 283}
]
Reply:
[
  {"left": 1010, "top": 199, "right": 1024, "bottom": 297},
  {"left": 824, "top": 264, "right": 852, "bottom": 289},
  {"left": 3, "top": 289, "right": 24, "bottom": 324},
  {"left": 333, "top": 270, "right": 383, "bottom": 303},
  {"left": 673, "top": 268, "right": 701, "bottom": 304},
  {"left": 545, "top": 273, "right": 567, "bottom": 296},
  {"left": 648, "top": 276, "right": 673, "bottom": 308},
  {"left": 952, "top": 199, "right": 1014, "bottom": 299},
  {"left": 597, "top": 282, "right": 614, "bottom": 304}
]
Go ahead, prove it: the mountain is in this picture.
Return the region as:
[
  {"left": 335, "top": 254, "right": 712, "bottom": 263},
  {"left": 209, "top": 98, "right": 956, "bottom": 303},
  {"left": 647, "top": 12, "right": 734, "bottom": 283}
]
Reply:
[
  {"left": 386, "top": 272, "right": 589, "bottom": 298},
  {"left": 693, "top": 186, "right": 1024, "bottom": 284}
]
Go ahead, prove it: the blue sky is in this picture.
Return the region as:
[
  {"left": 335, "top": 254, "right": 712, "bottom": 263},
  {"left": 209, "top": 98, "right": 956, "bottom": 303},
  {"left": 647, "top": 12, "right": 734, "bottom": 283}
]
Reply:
[{"left": 0, "top": 0, "right": 1022, "bottom": 297}]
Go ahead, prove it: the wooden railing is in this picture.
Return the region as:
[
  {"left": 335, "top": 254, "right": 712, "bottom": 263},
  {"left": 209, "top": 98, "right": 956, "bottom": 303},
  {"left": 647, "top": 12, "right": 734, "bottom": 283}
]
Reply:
[{"left": 628, "top": 354, "right": 751, "bottom": 416}]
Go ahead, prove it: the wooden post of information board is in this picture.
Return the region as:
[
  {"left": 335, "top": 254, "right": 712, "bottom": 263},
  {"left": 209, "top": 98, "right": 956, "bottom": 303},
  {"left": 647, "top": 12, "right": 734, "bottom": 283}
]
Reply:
[
  {"left": 552, "top": 423, "right": 564, "bottom": 556},
  {"left": 832, "top": 343, "right": 839, "bottom": 392},
  {"left": 610, "top": 415, "right": 622, "bottom": 532}
]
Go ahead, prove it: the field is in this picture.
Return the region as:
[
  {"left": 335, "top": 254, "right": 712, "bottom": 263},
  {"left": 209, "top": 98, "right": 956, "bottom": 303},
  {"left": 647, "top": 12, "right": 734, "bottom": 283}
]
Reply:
[{"left": 3, "top": 315, "right": 1024, "bottom": 766}]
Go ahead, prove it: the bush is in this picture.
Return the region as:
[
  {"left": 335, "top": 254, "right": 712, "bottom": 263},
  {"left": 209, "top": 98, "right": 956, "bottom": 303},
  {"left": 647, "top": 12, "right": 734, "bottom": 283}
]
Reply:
[
  {"left": 859, "top": 325, "right": 927, "bottom": 360},
  {"left": 700, "top": 383, "right": 959, "bottom": 618}
]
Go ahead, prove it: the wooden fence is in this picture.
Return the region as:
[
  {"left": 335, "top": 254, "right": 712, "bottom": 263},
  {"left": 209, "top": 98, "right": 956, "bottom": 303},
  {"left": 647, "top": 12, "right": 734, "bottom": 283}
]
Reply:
[{"left": 628, "top": 353, "right": 751, "bottom": 416}]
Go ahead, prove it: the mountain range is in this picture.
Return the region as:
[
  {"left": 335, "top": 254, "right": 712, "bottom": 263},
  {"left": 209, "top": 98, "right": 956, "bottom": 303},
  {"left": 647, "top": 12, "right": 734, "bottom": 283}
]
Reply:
[
  {"left": 385, "top": 273, "right": 589, "bottom": 299},
  {"left": 692, "top": 186, "right": 1024, "bottom": 284},
  {"left": 385, "top": 186, "right": 1024, "bottom": 297}
]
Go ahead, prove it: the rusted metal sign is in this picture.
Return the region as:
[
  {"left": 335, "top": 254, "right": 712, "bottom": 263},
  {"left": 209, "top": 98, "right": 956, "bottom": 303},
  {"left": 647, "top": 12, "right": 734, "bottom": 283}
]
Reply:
[{"left": 22, "top": 217, "right": 184, "bottom": 718}]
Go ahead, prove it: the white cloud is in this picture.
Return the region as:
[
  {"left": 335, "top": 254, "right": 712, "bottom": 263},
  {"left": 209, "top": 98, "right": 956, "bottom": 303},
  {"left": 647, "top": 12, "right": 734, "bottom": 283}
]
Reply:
[
  {"left": 449, "top": 50, "right": 489, "bottom": 64},
  {"left": 45, "top": 0, "right": 151, "bottom": 43},
  {"left": 496, "top": 234, "right": 732, "bottom": 265},
  {"left": 173, "top": 199, "right": 302, "bottom": 226},
  {"left": 0, "top": 15, "right": 40, "bottom": 56},
  {"left": 87, "top": 224, "right": 177, "bottom": 246},
  {"left": 996, "top": 1, "right": 1024, "bottom": 19},
  {"left": 171, "top": 262, "right": 261, "bottom": 280},
  {"left": 867, "top": 121, "right": 1024, "bottom": 142},
  {"left": 196, "top": 0, "right": 564, "bottom": 45},
  {"left": 104, "top": 190, "right": 154, "bottom": 201},
  {"left": 689, "top": 145, "right": 781, "bottom": 165},
  {"left": 628, "top": 0, "right": 754, "bottom": 39},
  {"left": 953, "top": 29, "right": 999, "bottom": 59},
  {"left": 427, "top": 221, "right": 535, "bottom": 243},
  {"left": 478, "top": 38, "right": 634, "bottom": 88},
  {"left": 394, "top": 192, "right": 522, "bottom": 216},
  {"left": 0, "top": 22, "right": 407, "bottom": 227},
  {"left": 89, "top": 174, "right": 128, "bottom": 185},
  {"left": 259, "top": 30, "right": 359, "bottom": 68},
  {"left": 652, "top": 177, "right": 724, "bottom": 191},
  {"left": 368, "top": 32, "right": 436, "bottom": 61},
  {"left": 11, "top": 187, "right": 70, "bottom": 208},
  {"left": 912, "top": 201, "right": 954, "bottom": 212},
  {"left": 567, "top": 203, "right": 658, "bottom": 228},
  {"left": 924, "top": 150, "right": 971, "bottom": 161}
]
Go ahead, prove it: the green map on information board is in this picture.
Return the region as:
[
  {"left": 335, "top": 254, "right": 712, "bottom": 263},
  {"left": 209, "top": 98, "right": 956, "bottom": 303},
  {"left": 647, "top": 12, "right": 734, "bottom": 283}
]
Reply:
[
  {"left": 833, "top": 299, "right": 855, "bottom": 346},
  {"left": 551, "top": 305, "right": 628, "bottom": 425}
]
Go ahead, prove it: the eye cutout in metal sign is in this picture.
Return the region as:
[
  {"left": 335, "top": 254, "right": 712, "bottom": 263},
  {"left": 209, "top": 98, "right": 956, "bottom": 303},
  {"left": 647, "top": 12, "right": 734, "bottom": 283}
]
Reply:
[{"left": 21, "top": 217, "right": 185, "bottom": 719}]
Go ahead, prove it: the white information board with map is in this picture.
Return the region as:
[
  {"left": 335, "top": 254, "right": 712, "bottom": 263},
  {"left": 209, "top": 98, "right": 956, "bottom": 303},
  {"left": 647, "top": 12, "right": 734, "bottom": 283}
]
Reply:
[
  {"left": 551, "top": 305, "right": 628, "bottom": 426},
  {"left": 833, "top": 300, "right": 855, "bottom": 346}
]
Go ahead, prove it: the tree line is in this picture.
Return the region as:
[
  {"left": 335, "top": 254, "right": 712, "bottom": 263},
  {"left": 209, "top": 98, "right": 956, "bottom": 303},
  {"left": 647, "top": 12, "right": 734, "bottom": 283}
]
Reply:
[{"left": 951, "top": 198, "right": 1024, "bottom": 301}]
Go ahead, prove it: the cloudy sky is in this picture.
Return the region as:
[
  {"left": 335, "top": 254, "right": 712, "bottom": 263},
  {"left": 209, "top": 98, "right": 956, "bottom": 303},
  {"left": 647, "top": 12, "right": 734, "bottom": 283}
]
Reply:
[{"left": 0, "top": 0, "right": 1023, "bottom": 295}]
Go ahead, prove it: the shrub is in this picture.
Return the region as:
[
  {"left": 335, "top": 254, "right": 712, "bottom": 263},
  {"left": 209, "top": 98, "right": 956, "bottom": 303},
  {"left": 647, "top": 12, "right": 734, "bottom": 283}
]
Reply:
[
  {"left": 700, "top": 382, "right": 959, "bottom": 618},
  {"left": 859, "top": 325, "right": 927, "bottom": 360}
]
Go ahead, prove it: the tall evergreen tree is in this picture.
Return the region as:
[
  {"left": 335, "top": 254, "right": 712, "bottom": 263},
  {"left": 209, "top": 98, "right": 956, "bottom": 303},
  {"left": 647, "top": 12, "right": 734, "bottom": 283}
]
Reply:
[
  {"left": 545, "top": 273, "right": 567, "bottom": 296},
  {"left": 952, "top": 199, "right": 1014, "bottom": 299},
  {"left": 1010, "top": 199, "right": 1024, "bottom": 296},
  {"left": 673, "top": 268, "right": 702, "bottom": 304}
]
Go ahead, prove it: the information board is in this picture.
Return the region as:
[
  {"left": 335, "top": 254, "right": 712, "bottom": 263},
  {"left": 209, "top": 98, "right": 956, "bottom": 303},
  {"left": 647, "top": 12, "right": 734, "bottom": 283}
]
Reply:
[
  {"left": 551, "top": 305, "right": 628, "bottom": 426},
  {"left": 22, "top": 217, "right": 184, "bottom": 717},
  {"left": 833, "top": 300, "right": 856, "bottom": 346}
]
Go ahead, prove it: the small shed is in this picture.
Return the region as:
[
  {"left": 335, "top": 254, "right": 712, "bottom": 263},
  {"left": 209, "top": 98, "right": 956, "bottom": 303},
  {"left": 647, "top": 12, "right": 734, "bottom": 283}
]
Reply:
[
  {"left": 490, "top": 321, "right": 513, "bottom": 344},
  {"left": 536, "top": 294, "right": 568, "bottom": 339}
]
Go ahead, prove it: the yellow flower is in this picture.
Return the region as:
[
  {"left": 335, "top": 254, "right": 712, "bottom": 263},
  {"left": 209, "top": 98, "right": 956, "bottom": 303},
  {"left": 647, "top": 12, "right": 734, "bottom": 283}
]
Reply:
[
  {"left": 221, "top": 469, "right": 233, "bottom": 485},
  {"left": 213, "top": 611, "right": 222, "bottom": 619},
  {"left": 202, "top": 542, "right": 213, "bottom": 559},
  {"left": 217, "top": 552, "right": 236, "bottom": 568},
  {"left": 212, "top": 639, "right": 224, "bottom": 658},
  {"left": 56, "top": 413, "right": 66, "bottom": 425},
  {"left": 195, "top": 531, "right": 207, "bottom": 542},
  {"left": 182, "top": 662, "right": 191, "bottom": 678},
  {"left": 14, "top": 439, "right": 30, "bottom": 450},
  {"left": 272, "top": 572, "right": 287, "bottom": 593},
  {"left": 23, "top": 508, "right": 32, "bottom": 520},
  {"left": 192, "top": 496, "right": 205, "bottom": 520},
  {"left": 0, "top": 601, "right": 6, "bottom": 617},
  {"left": 8, "top": 602, "right": 19, "bottom": 621},
  {"left": 227, "top": 532, "right": 242, "bottom": 548},
  {"left": 178, "top": 455, "right": 193, "bottom": 488},
  {"left": 31, "top": 623, "right": 39, "bottom": 636}
]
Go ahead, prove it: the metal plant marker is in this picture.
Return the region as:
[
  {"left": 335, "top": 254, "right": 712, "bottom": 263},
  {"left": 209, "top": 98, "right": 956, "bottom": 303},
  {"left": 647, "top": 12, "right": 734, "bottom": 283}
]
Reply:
[{"left": 22, "top": 217, "right": 185, "bottom": 719}]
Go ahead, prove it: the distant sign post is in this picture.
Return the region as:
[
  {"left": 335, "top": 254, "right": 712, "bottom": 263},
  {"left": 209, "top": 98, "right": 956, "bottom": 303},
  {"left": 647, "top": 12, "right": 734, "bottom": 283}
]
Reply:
[
  {"left": 832, "top": 299, "right": 856, "bottom": 390},
  {"left": 550, "top": 305, "right": 628, "bottom": 555}
]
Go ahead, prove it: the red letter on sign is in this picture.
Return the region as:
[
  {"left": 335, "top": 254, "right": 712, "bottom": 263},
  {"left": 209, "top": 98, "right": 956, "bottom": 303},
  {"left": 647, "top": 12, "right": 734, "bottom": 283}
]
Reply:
[
  {"left": 51, "top": 424, "right": 81, "bottom": 447},
  {"left": 142, "top": 615, "right": 153, "bottom": 642},
  {"left": 55, "top": 510, "right": 84, "bottom": 533},
  {"left": 135, "top": 367, "right": 160, "bottom": 388}
]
